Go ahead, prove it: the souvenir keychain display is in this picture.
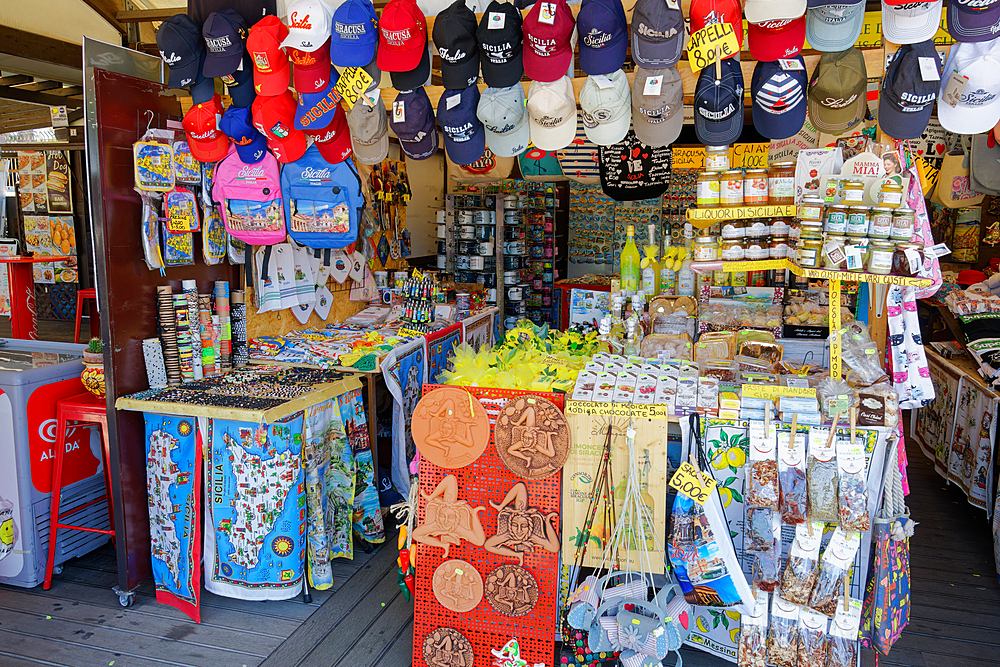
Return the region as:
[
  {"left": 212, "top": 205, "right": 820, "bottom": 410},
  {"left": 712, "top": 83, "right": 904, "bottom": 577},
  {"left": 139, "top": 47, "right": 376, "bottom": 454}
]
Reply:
[{"left": 397, "top": 273, "right": 442, "bottom": 333}]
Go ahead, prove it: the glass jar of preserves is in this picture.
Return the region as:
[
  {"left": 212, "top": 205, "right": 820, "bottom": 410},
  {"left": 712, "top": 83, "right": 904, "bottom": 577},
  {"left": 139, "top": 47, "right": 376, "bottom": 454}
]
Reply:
[
  {"left": 868, "top": 207, "right": 893, "bottom": 238},
  {"left": 745, "top": 218, "right": 770, "bottom": 238},
  {"left": 823, "top": 233, "right": 848, "bottom": 269},
  {"left": 892, "top": 241, "right": 924, "bottom": 277},
  {"left": 720, "top": 170, "right": 744, "bottom": 207},
  {"left": 801, "top": 219, "right": 824, "bottom": 239},
  {"left": 693, "top": 236, "right": 719, "bottom": 261},
  {"left": 797, "top": 236, "right": 823, "bottom": 268},
  {"left": 798, "top": 195, "right": 825, "bottom": 222},
  {"left": 823, "top": 177, "right": 842, "bottom": 202},
  {"left": 768, "top": 161, "right": 796, "bottom": 204},
  {"left": 842, "top": 180, "right": 866, "bottom": 204},
  {"left": 696, "top": 171, "right": 721, "bottom": 207},
  {"left": 769, "top": 235, "right": 790, "bottom": 259},
  {"left": 890, "top": 207, "right": 916, "bottom": 241},
  {"left": 745, "top": 237, "right": 770, "bottom": 261},
  {"left": 721, "top": 239, "right": 745, "bottom": 260},
  {"left": 825, "top": 204, "right": 849, "bottom": 233},
  {"left": 846, "top": 206, "right": 870, "bottom": 236},
  {"left": 705, "top": 145, "right": 730, "bottom": 171},
  {"left": 744, "top": 169, "right": 769, "bottom": 204},
  {"left": 721, "top": 219, "right": 746, "bottom": 239},
  {"left": 877, "top": 180, "right": 904, "bottom": 209},
  {"left": 771, "top": 217, "right": 791, "bottom": 236},
  {"left": 868, "top": 239, "right": 896, "bottom": 275}
]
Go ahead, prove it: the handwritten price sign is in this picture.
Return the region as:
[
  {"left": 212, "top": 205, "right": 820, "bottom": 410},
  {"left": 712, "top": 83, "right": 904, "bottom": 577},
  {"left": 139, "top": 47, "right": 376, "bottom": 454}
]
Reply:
[
  {"left": 687, "top": 23, "right": 740, "bottom": 74},
  {"left": 669, "top": 462, "right": 717, "bottom": 505},
  {"left": 332, "top": 66, "right": 375, "bottom": 110}
]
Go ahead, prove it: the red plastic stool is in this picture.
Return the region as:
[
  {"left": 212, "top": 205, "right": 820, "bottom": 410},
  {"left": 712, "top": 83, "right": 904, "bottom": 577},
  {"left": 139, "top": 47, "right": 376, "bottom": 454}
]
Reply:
[
  {"left": 74, "top": 288, "right": 99, "bottom": 343},
  {"left": 43, "top": 392, "right": 115, "bottom": 590}
]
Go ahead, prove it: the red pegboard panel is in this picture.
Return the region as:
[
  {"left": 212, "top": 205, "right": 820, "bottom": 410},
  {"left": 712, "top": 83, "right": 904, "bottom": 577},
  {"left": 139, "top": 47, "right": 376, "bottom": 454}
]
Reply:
[{"left": 413, "top": 385, "right": 565, "bottom": 667}]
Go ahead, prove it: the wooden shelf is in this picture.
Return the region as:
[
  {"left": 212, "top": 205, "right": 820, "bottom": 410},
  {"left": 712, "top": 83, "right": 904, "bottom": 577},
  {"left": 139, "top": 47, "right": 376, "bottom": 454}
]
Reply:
[{"left": 691, "top": 258, "right": 932, "bottom": 287}]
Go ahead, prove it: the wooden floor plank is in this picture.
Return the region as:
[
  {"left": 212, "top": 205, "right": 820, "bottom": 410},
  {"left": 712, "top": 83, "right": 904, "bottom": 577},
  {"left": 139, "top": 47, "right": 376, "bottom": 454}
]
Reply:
[
  {"left": 373, "top": 620, "right": 414, "bottom": 667},
  {"left": 0, "top": 631, "right": 176, "bottom": 667},
  {"left": 903, "top": 617, "right": 1000, "bottom": 646},
  {"left": 333, "top": 590, "right": 412, "bottom": 667},
  {"left": 0, "top": 650, "right": 70, "bottom": 667}
]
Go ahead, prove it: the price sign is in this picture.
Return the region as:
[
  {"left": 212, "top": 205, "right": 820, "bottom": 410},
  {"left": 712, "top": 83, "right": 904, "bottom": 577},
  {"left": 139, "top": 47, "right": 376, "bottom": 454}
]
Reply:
[
  {"left": 333, "top": 66, "right": 375, "bottom": 110},
  {"left": 669, "top": 462, "right": 717, "bottom": 504},
  {"left": 687, "top": 23, "right": 740, "bottom": 74}
]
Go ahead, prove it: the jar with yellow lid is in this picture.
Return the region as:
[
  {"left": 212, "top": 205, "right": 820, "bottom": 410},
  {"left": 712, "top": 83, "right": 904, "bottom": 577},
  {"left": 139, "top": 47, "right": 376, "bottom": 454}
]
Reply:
[
  {"left": 869, "top": 207, "right": 893, "bottom": 238},
  {"left": 890, "top": 207, "right": 915, "bottom": 241},
  {"left": 877, "top": 180, "right": 904, "bottom": 209},
  {"left": 721, "top": 219, "right": 746, "bottom": 239},
  {"left": 720, "top": 170, "right": 744, "bottom": 207},
  {"left": 846, "top": 206, "right": 870, "bottom": 236},
  {"left": 693, "top": 236, "right": 719, "bottom": 261},
  {"left": 721, "top": 238, "right": 745, "bottom": 260},
  {"left": 868, "top": 239, "right": 895, "bottom": 275},
  {"left": 705, "top": 145, "right": 730, "bottom": 171},
  {"left": 823, "top": 234, "right": 848, "bottom": 269},
  {"left": 842, "top": 180, "right": 866, "bottom": 204},
  {"left": 768, "top": 162, "right": 796, "bottom": 204},
  {"left": 744, "top": 169, "right": 769, "bottom": 205},
  {"left": 770, "top": 235, "right": 790, "bottom": 259},
  {"left": 798, "top": 195, "right": 825, "bottom": 222},
  {"left": 696, "top": 172, "right": 721, "bottom": 207},
  {"left": 797, "top": 236, "right": 823, "bottom": 268}
]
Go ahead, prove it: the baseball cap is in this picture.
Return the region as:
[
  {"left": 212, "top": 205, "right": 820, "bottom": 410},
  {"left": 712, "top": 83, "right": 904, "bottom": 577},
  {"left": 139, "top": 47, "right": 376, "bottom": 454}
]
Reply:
[
  {"left": 220, "top": 106, "right": 268, "bottom": 163},
  {"left": 331, "top": 0, "right": 379, "bottom": 67},
  {"left": 631, "top": 66, "right": 684, "bottom": 147},
  {"left": 878, "top": 40, "right": 941, "bottom": 139},
  {"left": 694, "top": 57, "right": 745, "bottom": 145},
  {"left": 526, "top": 75, "right": 578, "bottom": 151},
  {"left": 288, "top": 40, "right": 333, "bottom": 93},
  {"left": 746, "top": 0, "right": 807, "bottom": 23},
  {"left": 189, "top": 62, "right": 216, "bottom": 104},
  {"left": 304, "top": 103, "right": 353, "bottom": 163},
  {"left": 748, "top": 16, "right": 806, "bottom": 61},
  {"left": 202, "top": 9, "right": 248, "bottom": 78},
  {"left": 807, "top": 47, "right": 868, "bottom": 134},
  {"left": 477, "top": 84, "right": 531, "bottom": 157},
  {"left": 578, "top": 0, "right": 628, "bottom": 76},
  {"left": 433, "top": 0, "right": 481, "bottom": 89},
  {"left": 882, "top": 0, "right": 943, "bottom": 44},
  {"left": 389, "top": 44, "right": 431, "bottom": 90},
  {"left": 805, "top": 2, "right": 866, "bottom": 52},
  {"left": 690, "top": 0, "right": 745, "bottom": 53},
  {"left": 437, "top": 86, "right": 487, "bottom": 165},
  {"left": 295, "top": 71, "right": 342, "bottom": 130},
  {"left": 477, "top": 1, "right": 524, "bottom": 88},
  {"left": 751, "top": 57, "right": 808, "bottom": 139},
  {"left": 522, "top": 0, "right": 577, "bottom": 83},
  {"left": 630, "top": 0, "right": 686, "bottom": 68},
  {"left": 958, "top": 269, "right": 988, "bottom": 286},
  {"left": 252, "top": 90, "right": 309, "bottom": 162},
  {"left": 247, "top": 16, "right": 291, "bottom": 96},
  {"left": 221, "top": 51, "right": 256, "bottom": 107},
  {"left": 347, "top": 95, "right": 390, "bottom": 164},
  {"left": 282, "top": 0, "right": 334, "bottom": 51},
  {"left": 378, "top": 0, "right": 428, "bottom": 72},
  {"left": 183, "top": 95, "right": 230, "bottom": 162},
  {"left": 579, "top": 70, "right": 632, "bottom": 146},
  {"left": 390, "top": 87, "right": 439, "bottom": 160},
  {"left": 948, "top": 0, "right": 1000, "bottom": 42},
  {"left": 157, "top": 14, "right": 205, "bottom": 88},
  {"left": 357, "top": 54, "right": 383, "bottom": 92},
  {"left": 938, "top": 39, "right": 1000, "bottom": 134}
]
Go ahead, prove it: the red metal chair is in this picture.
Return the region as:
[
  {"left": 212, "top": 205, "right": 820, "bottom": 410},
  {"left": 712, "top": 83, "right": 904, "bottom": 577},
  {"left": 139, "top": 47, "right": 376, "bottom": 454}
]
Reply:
[
  {"left": 74, "top": 288, "right": 99, "bottom": 343},
  {"left": 43, "top": 392, "right": 115, "bottom": 590}
]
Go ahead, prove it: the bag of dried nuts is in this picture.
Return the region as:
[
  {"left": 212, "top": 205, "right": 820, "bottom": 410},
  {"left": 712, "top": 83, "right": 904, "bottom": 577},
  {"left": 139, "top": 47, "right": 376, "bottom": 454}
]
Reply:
[
  {"left": 808, "top": 527, "right": 861, "bottom": 617},
  {"left": 737, "top": 591, "right": 768, "bottom": 667},
  {"left": 748, "top": 420, "right": 778, "bottom": 509},
  {"left": 779, "top": 521, "right": 823, "bottom": 605},
  {"left": 797, "top": 608, "right": 830, "bottom": 667},
  {"left": 766, "top": 597, "right": 801, "bottom": 667}
]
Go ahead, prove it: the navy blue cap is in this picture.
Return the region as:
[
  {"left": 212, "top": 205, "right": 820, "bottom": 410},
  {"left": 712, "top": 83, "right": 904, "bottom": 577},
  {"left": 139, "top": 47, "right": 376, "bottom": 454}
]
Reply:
[
  {"left": 390, "top": 87, "right": 438, "bottom": 160},
  {"left": 202, "top": 9, "right": 249, "bottom": 78},
  {"left": 389, "top": 44, "right": 430, "bottom": 91},
  {"left": 188, "top": 53, "right": 216, "bottom": 104},
  {"left": 219, "top": 106, "right": 268, "bottom": 163},
  {"left": 157, "top": 14, "right": 205, "bottom": 88},
  {"left": 437, "top": 86, "right": 486, "bottom": 165},
  {"left": 751, "top": 58, "right": 808, "bottom": 140},
  {"left": 331, "top": 0, "right": 379, "bottom": 67},
  {"left": 294, "top": 69, "right": 342, "bottom": 130},
  {"left": 220, "top": 51, "right": 256, "bottom": 108},
  {"left": 694, "top": 58, "right": 745, "bottom": 145},
  {"left": 433, "top": 0, "right": 481, "bottom": 89},
  {"left": 578, "top": 0, "right": 629, "bottom": 75},
  {"left": 878, "top": 40, "right": 940, "bottom": 140}
]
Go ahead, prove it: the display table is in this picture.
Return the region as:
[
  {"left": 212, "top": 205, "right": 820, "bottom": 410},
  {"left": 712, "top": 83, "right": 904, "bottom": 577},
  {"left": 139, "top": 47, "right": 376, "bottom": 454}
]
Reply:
[{"left": 0, "top": 256, "right": 71, "bottom": 340}]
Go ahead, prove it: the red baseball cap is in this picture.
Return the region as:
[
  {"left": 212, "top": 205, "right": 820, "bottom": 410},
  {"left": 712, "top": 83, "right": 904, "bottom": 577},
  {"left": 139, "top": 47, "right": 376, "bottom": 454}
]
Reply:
[
  {"left": 690, "top": 0, "right": 745, "bottom": 55},
  {"left": 958, "top": 270, "right": 988, "bottom": 287},
  {"left": 288, "top": 40, "right": 333, "bottom": 93},
  {"left": 183, "top": 95, "right": 230, "bottom": 162},
  {"left": 305, "top": 102, "right": 353, "bottom": 163},
  {"left": 251, "top": 90, "right": 308, "bottom": 163},
  {"left": 747, "top": 15, "right": 805, "bottom": 61},
  {"left": 522, "top": 0, "right": 576, "bottom": 83},
  {"left": 247, "top": 16, "right": 291, "bottom": 96},
  {"left": 377, "top": 0, "right": 427, "bottom": 72}
]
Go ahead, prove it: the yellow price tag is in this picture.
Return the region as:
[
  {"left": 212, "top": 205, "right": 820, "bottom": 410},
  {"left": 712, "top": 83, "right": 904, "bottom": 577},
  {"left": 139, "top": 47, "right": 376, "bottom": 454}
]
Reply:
[
  {"left": 687, "top": 23, "right": 740, "bottom": 74},
  {"left": 742, "top": 384, "right": 817, "bottom": 400},
  {"left": 334, "top": 66, "right": 375, "bottom": 110},
  {"left": 672, "top": 147, "right": 705, "bottom": 170},
  {"left": 669, "top": 462, "right": 717, "bottom": 505}
]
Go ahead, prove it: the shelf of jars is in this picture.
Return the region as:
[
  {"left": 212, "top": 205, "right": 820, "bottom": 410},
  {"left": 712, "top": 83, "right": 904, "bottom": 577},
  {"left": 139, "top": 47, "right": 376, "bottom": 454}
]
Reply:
[{"left": 689, "top": 258, "right": 932, "bottom": 287}]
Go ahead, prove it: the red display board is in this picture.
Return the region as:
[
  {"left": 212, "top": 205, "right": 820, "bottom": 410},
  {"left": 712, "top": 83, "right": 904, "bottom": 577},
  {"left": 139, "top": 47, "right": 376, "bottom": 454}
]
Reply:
[{"left": 413, "top": 385, "right": 564, "bottom": 667}]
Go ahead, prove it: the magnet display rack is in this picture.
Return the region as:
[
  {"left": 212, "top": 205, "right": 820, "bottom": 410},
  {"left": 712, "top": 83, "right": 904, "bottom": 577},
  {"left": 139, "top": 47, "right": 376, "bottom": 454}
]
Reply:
[{"left": 445, "top": 192, "right": 503, "bottom": 313}]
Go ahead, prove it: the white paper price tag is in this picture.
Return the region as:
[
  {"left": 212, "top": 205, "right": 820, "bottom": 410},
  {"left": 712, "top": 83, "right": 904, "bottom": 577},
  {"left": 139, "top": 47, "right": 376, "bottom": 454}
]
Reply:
[
  {"left": 488, "top": 11, "right": 505, "bottom": 29},
  {"left": 446, "top": 94, "right": 461, "bottom": 110},
  {"left": 392, "top": 100, "right": 405, "bottom": 123},
  {"left": 918, "top": 56, "right": 940, "bottom": 82},
  {"left": 779, "top": 58, "right": 804, "bottom": 71},
  {"left": 942, "top": 69, "right": 969, "bottom": 108},
  {"left": 643, "top": 75, "right": 663, "bottom": 96},
  {"left": 592, "top": 74, "right": 614, "bottom": 90},
  {"left": 539, "top": 1, "right": 557, "bottom": 24}
]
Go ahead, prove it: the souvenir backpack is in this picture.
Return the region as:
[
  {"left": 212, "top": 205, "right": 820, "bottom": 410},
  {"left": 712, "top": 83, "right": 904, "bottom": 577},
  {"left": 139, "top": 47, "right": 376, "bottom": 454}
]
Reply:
[
  {"left": 280, "top": 144, "right": 364, "bottom": 249},
  {"left": 211, "top": 145, "right": 286, "bottom": 246}
]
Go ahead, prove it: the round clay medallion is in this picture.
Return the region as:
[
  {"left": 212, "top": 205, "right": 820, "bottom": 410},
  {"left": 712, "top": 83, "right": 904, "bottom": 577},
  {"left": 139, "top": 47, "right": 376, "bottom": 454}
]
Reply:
[
  {"left": 422, "top": 627, "right": 474, "bottom": 667},
  {"left": 412, "top": 386, "right": 489, "bottom": 469},
  {"left": 484, "top": 564, "right": 539, "bottom": 617},
  {"left": 494, "top": 396, "right": 570, "bottom": 479},
  {"left": 432, "top": 559, "right": 484, "bottom": 613}
]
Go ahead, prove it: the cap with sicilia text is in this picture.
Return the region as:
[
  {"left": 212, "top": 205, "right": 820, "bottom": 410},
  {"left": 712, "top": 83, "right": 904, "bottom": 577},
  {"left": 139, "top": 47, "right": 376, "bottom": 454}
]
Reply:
[
  {"left": 938, "top": 38, "right": 1000, "bottom": 134},
  {"left": 304, "top": 103, "right": 353, "bottom": 163},
  {"left": 882, "top": 0, "right": 944, "bottom": 45},
  {"left": 183, "top": 94, "right": 230, "bottom": 162},
  {"left": 694, "top": 57, "right": 745, "bottom": 145},
  {"left": 577, "top": 0, "right": 628, "bottom": 76},
  {"left": 630, "top": 0, "right": 687, "bottom": 69},
  {"left": 282, "top": 0, "right": 334, "bottom": 51},
  {"left": 690, "top": 0, "right": 745, "bottom": 53},
  {"left": 878, "top": 40, "right": 940, "bottom": 139},
  {"left": 437, "top": 85, "right": 487, "bottom": 166},
  {"left": 526, "top": 75, "right": 578, "bottom": 151},
  {"left": 157, "top": 14, "right": 205, "bottom": 88},
  {"left": 294, "top": 70, "right": 342, "bottom": 130},
  {"left": 288, "top": 40, "right": 333, "bottom": 93},
  {"left": 632, "top": 66, "right": 684, "bottom": 147},
  {"left": 807, "top": 46, "right": 868, "bottom": 134},
  {"left": 748, "top": 15, "right": 805, "bottom": 61},
  {"left": 948, "top": 0, "right": 1000, "bottom": 43},
  {"left": 477, "top": 1, "right": 524, "bottom": 88},
  {"left": 522, "top": 0, "right": 577, "bottom": 83},
  {"left": 580, "top": 69, "right": 632, "bottom": 147}
]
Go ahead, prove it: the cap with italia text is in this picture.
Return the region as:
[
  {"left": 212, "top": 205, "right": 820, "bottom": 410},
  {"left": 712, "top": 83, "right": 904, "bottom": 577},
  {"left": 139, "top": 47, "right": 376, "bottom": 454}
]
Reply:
[
  {"left": 247, "top": 16, "right": 290, "bottom": 96},
  {"left": 157, "top": 14, "right": 205, "bottom": 88},
  {"left": 578, "top": 0, "right": 628, "bottom": 76},
  {"left": 183, "top": 94, "right": 230, "bottom": 162},
  {"left": 938, "top": 39, "right": 1000, "bottom": 133},
  {"left": 251, "top": 89, "right": 309, "bottom": 162},
  {"left": 434, "top": 0, "right": 481, "bottom": 89},
  {"left": 437, "top": 85, "right": 487, "bottom": 165},
  {"left": 304, "top": 103, "right": 353, "bottom": 163},
  {"left": 748, "top": 16, "right": 806, "bottom": 61},
  {"left": 630, "top": 0, "right": 687, "bottom": 68},
  {"left": 882, "top": 0, "right": 943, "bottom": 45},
  {"left": 220, "top": 105, "right": 268, "bottom": 163},
  {"left": 347, "top": 95, "right": 390, "bottom": 164},
  {"left": 522, "top": 0, "right": 577, "bottom": 83},
  {"left": 805, "top": 2, "right": 866, "bottom": 52},
  {"left": 632, "top": 66, "right": 684, "bottom": 147},
  {"left": 526, "top": 75, "right": 578, "bottom": 151},
  {"left": 477, "top": 84, "right": 531, "bottom": 157},
  {"left": 807, "top": 46, "right": 868, "bottom": 134},
  {"left": 202, "top": 9, "right": 249, "bottom": 78},
  {"left": 294, "top": 70, "right": 342, "bottom": 130},
  {"left": 331, "top": 0, "right": 379, "bottom": 67},
  {"left": 389, "top": 86, "right": 439, "bottom": 160},
  {"left": 281, "top": 0, "right": 334, "bottom": 51},
  {"left": 580, "top": 69, "right": 632, "bottom": 146},
  {"left": 378, "top": 0, "right": 428, "bottom": 72},
  {"left": 288, "top": 40, "right": 333, "bottom": 93},
  {"left": 878, "top": 40, "right": 941, "bottom": 139},
  {"left": 694, "top": 57, "right": 745, "bottom": 145},
  {"left": 751, "top": 57, "right": 808, "bottom": 139},
  {"left": 948, "top": 0, "right": 1000, "bottom": 42},
  {"left": 477, "top": 1, "right": 524, "bottom": 88},
  {"left": 690, "top": 0, "right": 745, "bottom": 53}
]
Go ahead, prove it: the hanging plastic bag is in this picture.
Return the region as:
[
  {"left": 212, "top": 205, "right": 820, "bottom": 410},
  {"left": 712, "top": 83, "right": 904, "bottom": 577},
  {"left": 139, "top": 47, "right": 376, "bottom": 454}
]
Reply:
[
  {"left": 752, "top": 512, "right": 782, "bottom": 593},
  {"left": 780, "top": 521, "right": 823, "bottom": 604},
  {"left": 827, "top": 598, "right": 862, "bottom": 667},
  {"left": 777, "top": 425, "right": 807, "bottom": 524},
  {"left": 808, "top": 527, "right": 861, "bottom": 616},
  {"left": 737, "top": 591, "right": 768, "bottom": 667},
  {"left": 746, "top": 508, "right": 777, "bottom": 553},
  {"left": 797, "top": 607, "right": 830, "bottom": 667},
  {"left": 807, "top": 426, "right": 839, "bottom": 523},
  {"left": 767, "top": 597, "right": 801, "bottom": 667},
  {"left": 837, "top": 439, "right": 870, "bottom": 531},
  {"left": 139, "top": 192, "right": 163, "bottom": 270},
  {"left": 748, "top": 420, "right": 778, "bottom": 509},
  {"left": 202, "top": 204, "right": 226, "bottom": 266}
]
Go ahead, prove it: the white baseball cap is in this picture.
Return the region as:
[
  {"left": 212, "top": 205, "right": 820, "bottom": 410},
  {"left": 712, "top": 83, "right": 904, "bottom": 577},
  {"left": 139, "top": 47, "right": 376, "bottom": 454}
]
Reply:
[
  {"left": 881, "top": 0, "right": 943, "bottom": 45},
  {"left": 477, "top": 84, "right": 531, "bottom": 157},
  {"left": 579, "top": 69, "right": 632, "bottom": 146},
  {"left": 281, "top": 0, "right": 334, "bottom": 51},
  {"left": 526, "top": 76, "right": 578, "bottom": 151},
  {"left": 632, "top": 66, "right": 684, "bottom": 147},
  {"left": 746, "top": 0, "right": 807, "bottom": 23},
  {"left": 939, "top": 39, "right": 1000, "bottom": 134}
]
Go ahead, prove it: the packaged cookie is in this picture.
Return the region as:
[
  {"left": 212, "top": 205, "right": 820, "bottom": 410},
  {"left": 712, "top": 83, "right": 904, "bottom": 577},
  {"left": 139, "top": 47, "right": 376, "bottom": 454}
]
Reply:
[
  {"left": 737, "top": 591, "right": 768, "bottom": 667},
  {"left": 807, "top": 426, "right": 839, "bottom": 523},
  {"left": 808, "top": 527, "right": 860, "bottom": 617},
  {"left": 779, "top": 521, "right": 823, "bottom": 604},
  {"left": 767, "top": 596, "right": 801, "bottom": 667},
  {"left": 797, "top": 608, "right": 830, "bottom": 667},
  {"left": 826, "top": 598, "right": 863, "bottom": 667},
  {"left": 748, "top": 420, "right": 778, "bottom": 509},
  {"left": 837, "top": 440, "right": 870, "bottom": 532},
  {"left": 817, "top": 376, "right": 852, "bottom": 422},
  {"left": 777, "top": 425, "right": 808, "bottom": 524}
]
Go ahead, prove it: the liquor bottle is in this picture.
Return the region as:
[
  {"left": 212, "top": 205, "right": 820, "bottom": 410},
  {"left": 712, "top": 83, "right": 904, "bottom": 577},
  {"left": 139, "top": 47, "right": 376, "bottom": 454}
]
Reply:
[{"left": 620, "top": 225, "right": 641, "bottom": 294}]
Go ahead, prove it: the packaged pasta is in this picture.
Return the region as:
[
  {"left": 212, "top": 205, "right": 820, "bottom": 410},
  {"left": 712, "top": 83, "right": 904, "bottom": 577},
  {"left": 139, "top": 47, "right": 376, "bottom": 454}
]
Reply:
[
  {"left": 808, "top": 527, "right": 861, "bottom": 616},
  {"left": 807, "top": 426, "right": 839, "bottom": 522},
  {"left": 767, "top": 596, "right": 801, "bottom": 667},
  {"left": 737, "top": 592, "right": 769, "bottom": 667},
  {"left": 777, "top": 425, "right": 808, "bottom": 524},
  {"left": 746, "top": 508, "right": 777, "bottom": 553},
  {"left": 779, "top": 521, "right": 823, "bottom": 604},
  {"left": 837, "top": 439, "right": 870, "bottom": 531},
  {"left": 826, "top": 598, "right": 863, "bottom": 667},
  {"left": 797, "top": 608, "right": 830, "bottom": 667},
  {"left": 748, "top": 420, "right": 778, "bottom": 509}
]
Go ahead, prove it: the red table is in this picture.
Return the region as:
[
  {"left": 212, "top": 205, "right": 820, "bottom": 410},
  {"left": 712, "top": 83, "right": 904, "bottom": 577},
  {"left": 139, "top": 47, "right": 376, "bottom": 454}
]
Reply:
[{"left": 0, "top": 256, "right": 71, "bottom": 340}]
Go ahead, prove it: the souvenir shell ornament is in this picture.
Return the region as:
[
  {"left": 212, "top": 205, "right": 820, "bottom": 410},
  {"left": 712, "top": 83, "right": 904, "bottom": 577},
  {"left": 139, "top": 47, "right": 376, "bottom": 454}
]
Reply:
[
  {"left": 494, "top": 396, "right": 570, "bottom": 479},
  {"left": 432, "top": 559, "right": 483, "bottom": 613},
  {"left": 422, "top": 627, "right": 474, "bottom": 667},
  {"left": 412, "top": 386, "right": 489, "bottom": 469},
  {"left": 484, "top": 564, "right": 539, "bottom": 617}
]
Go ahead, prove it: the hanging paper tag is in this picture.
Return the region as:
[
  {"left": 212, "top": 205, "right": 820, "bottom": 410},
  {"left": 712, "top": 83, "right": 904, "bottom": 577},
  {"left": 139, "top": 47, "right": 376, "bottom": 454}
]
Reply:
[
  {"left": 488, "top": 11, "right": 505, "bottom": 29},
  {"left": 904, "top": 248, "right": 922, "bottom": 273},
  {"left": 446, "top": 94, "right": 461, "bottom": 110},
  {"left": 392, "top": 100, "right": 405, "bottom": 123},
  {"left": 592, "top": 74, "right": 614, "bottom": 90},
  {"left": 643, "top": 75, "right": 663, "bottom": 96},
  {"left": 364, "top": 88, "right": 381, "bottom": 107},
  {"left": 926, "top": 243, "right": 951, "bottom": 258},
  {"left": 918, "top": 57, "right": 940, "bottom": 82},
  {"left": 942, "top": 70, "right": 969, "bottom": 107},
  {"left": 844, "top": 245, "right": 863, "bottom": 271},
  {"left": 779, "top": 58, "right": 804, "bottom": 71},
  {"left": 666, "top": 0, "right": 680, "bottom": 8},
  {"left": 823, "top": 243, "right": 846, "bottom": 267},
  {"left": 686, "top": 23, "right": 740, "bottom": 74},
  {"left": 539, "top": 1, "right": 557, "bottom": 24},
  {"left": 668, "top": 461, "right": 717, "bottom": 504},
  {"left": 334, "top": 66, "right": 375, "bottom": 110}
]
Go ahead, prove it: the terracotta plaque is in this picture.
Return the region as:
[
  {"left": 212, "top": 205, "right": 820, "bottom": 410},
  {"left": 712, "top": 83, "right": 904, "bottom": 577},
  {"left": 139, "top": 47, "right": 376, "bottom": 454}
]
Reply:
[
  {"left": 494, "top": 396, "right": 570, "bottom": 479},
  {"left": 422, "top": 627, "right": 475, "bottom": 667},
  {"left": 413, "top": 386, "right": 490, "bottom": 469},
  {"left": 432, "top": 559, "right": 484, "bottom": 613},
  {"left": 484, "top": 564, "right": 539, "bottom": 617},
  {"left": 413, "top": 475, "right": 487, "bottom": 558},
  {"left": 484, "top": 482, "right": 560, "bottom": 566}
]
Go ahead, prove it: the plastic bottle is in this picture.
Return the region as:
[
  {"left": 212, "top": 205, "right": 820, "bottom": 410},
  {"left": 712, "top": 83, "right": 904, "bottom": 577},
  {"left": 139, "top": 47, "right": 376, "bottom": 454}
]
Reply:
[
  {"left": 677, "top": 256, "right": 694, "bottom": 296},
  {"left": 641, "top": 224, "right": 660, "bottom": 296},
  {"left": 620, "top": 225, "right": 641, "bottom": 293}
]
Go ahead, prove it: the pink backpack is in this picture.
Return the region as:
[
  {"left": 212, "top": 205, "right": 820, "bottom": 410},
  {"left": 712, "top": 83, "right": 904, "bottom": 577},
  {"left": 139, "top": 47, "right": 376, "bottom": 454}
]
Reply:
[{"left": 211, "top": 145, "right": 286, "bottom": 246}]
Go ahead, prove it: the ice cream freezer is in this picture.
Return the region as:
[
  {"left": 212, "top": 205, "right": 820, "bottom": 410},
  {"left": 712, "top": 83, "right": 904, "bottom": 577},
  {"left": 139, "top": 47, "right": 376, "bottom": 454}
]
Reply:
[{"left": 0, "top": 338, "right": 112, "bottom": 588}]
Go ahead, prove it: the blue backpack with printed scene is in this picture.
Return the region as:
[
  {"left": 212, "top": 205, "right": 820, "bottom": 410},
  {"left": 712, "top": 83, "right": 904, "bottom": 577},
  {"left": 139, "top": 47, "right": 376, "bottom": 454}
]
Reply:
[{"left": 280, "top": 144, "right": 364, "bottom": 249}]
